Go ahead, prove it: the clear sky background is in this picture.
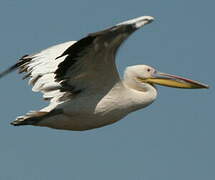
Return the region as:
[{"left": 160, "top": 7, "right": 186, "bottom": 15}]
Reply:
[{"left": 0, "top": 0, "right": 214, "bottom": 180}]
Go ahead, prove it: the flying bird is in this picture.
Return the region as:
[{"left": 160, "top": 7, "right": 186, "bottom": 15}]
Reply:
[{"left": 0, "top": 16, "right": 209, "bottom": 131}]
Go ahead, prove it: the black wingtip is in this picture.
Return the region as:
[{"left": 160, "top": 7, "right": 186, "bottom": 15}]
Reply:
[
  {"left": 0, "top": 63, "right": 19, "bottom": 79},
  {"left": 0, "top": 55, "right": 31, "bottom": 79}
]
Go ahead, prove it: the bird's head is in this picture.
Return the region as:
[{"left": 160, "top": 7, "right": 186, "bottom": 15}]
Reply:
[{"left": 124, "top": 65, "right": 209, "bottom": 91}]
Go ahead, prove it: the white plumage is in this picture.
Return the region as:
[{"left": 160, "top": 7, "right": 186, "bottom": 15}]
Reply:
[
  {"left": 26, "top": 41, "right": 76, "bottom": 105},
  {"left": 0, "top": 16, "right": 208, "bottom": 131}
]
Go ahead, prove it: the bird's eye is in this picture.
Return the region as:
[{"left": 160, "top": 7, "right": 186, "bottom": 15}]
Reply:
[{"left": 147, "top": 68, "right": 151, "bottom": 72}]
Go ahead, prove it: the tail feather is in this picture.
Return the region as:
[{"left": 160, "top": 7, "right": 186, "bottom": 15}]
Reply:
[{"left": 11, "top": 111, "right": 48, "bottom": 126}]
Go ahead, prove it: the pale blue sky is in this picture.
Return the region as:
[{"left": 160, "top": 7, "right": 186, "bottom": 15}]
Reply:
[{"left": 0, "top": 0, "right": 214, "bottom": 180}]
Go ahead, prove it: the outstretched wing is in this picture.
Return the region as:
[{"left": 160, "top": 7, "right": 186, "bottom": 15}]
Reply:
[{"left": 0, "top": 16, "right": 154, "bottom": 105}]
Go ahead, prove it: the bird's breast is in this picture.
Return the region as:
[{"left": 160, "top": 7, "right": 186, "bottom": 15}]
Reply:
[{"left": 60, "top": 83, "right": 157, "bottom": 130}]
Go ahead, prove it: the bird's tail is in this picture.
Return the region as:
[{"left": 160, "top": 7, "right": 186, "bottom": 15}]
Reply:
[{"left": 11, "top": 111, "right": 48, "bottom": 126}]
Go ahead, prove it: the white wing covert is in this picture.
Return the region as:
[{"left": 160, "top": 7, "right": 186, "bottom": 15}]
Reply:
[{"left": 18, "top": 41, "right": 76, "bottom": 103}]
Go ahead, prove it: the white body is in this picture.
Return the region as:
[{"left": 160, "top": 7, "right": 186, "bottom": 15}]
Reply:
[{"left": 39, "top": 80, "right": 157, "bottom": 130}]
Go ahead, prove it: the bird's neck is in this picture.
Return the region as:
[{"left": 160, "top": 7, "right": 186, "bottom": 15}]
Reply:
[{"left": 123, "top": 76, "right": 158, "bottom": 110}]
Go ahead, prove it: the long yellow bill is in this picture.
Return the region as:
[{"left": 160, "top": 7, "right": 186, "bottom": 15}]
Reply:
[{"left": 144, "top": 72, "right": 209, "bottom": 89}]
